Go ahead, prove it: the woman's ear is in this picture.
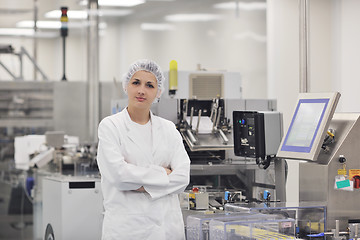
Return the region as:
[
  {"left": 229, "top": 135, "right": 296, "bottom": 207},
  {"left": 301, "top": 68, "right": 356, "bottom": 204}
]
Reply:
[{"left": 156, "top": 89, "right": 162, "bottom": 98}]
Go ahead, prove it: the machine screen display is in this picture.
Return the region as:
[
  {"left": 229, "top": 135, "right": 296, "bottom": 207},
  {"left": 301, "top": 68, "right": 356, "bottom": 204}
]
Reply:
[{"left": 281, "top": 98, "right": 329, "bottom": 153}]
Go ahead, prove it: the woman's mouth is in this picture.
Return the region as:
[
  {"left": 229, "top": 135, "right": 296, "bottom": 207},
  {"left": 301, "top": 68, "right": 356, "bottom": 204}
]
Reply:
[{"left": 136, "top": 97, "right": 145, "bottom": 102}]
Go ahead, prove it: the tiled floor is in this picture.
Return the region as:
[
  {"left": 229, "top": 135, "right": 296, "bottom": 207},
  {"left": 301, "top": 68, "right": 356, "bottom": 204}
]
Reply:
[
  {"left": 0, "top": 182, "right": 34, "bottom": 240},
  {"left": 0, "top": 214, "right": 34, "bottom": 240}
]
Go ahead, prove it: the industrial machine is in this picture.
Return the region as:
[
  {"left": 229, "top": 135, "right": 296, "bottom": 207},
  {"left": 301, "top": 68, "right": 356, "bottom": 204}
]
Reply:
[
  {"left": 233, "top": 111, "right": 283, "bottom": 168},
  {"left": 173, "top": 97, "right": 286, "bottom": 215},
  {"left": 186, "top": 211, "right": 295, "bottom": 240},
  {"left": 162, "top": 70, "right": 242, "bottom": 100},
  {"left": 232, "top": 110, "right": 286, "bottom": 203},
  {"left": 42, "top": 176, "right": 103, "bottom": 240},
  {"left": 177, "top": 98, "right": 232, "bottom": 162},
  {"left": 224, "top": 201, "right": 327, "bottom": 239},
  {"left": 277, "top": 92, "right": 360, "bottom": 234}
]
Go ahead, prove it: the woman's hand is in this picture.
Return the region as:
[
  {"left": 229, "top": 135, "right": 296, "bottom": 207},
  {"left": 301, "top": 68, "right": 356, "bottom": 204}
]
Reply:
[
  {"left": 164, "top": 167, "right": 172, "bottom": 175},
  {"left": 135, "top": 186, "right": 146, "bottom": 192},
  {"left": 134, "top": 167, "right": 171, "bottom": 193}
]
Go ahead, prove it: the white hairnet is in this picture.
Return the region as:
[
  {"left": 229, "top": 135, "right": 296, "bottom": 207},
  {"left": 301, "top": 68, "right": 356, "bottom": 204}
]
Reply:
[{"left": 122, "top": 59, "right": 165, "bottom": 98}]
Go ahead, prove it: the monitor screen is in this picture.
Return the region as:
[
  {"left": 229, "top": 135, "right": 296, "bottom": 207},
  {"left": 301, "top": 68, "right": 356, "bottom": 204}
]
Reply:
[{"left": 277, "top": 92, "right": 340, "bottom": 161}]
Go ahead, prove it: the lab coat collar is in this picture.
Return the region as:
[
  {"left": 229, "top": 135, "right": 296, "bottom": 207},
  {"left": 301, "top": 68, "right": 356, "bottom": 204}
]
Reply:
[
  {"left": 150, "top": 111, "right": 162, "bottom": 155},
  {"left": 123, "top": 108, "right": 162, "bottom": 158}
]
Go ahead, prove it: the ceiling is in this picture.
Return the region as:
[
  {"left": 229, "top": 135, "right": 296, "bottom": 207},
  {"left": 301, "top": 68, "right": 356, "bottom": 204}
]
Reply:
[{"left": 0, "top": 0, "right": 236, "bottom": 29}]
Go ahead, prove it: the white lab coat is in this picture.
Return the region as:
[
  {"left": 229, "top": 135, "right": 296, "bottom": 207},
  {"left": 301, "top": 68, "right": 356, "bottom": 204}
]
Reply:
[{"left": 97, "top": 108, "right": 190, "bottom": 240}]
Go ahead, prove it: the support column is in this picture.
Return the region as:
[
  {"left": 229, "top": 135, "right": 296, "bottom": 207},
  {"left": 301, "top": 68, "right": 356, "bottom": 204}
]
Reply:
[{"left": 87, "top": 0, "right": 100, "bottom": 143}]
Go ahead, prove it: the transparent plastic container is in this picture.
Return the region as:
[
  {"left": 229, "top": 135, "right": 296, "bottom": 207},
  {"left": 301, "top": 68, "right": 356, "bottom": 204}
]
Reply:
[
  {"left": 186, "top": 212, "right": 282, "bottom": 240},
  {"left": 209, "top": 217, "right": 296, "bottom": 240},
  {"left": 224, "top": 201, "right": 326, "bottom": 238}
]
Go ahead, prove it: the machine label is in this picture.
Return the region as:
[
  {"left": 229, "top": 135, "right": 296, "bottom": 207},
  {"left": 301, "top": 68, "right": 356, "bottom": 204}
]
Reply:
[
  {"left": 337, "top": 169, "right": 346, "bottom": 176},
  {"left": 336, "top": 179, "right": 350, "bottom": 189},
  {"left": 334, "top": 175, "right": 353, "bottom": 191},
  {"left": 349, "top": 169, "right": 360, "bottom": 189},
  {"left": 349, "top": 169, "right": 360, "bottom": 179}
]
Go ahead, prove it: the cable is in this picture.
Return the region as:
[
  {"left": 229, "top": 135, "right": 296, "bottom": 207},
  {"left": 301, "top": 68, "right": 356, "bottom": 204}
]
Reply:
[{"left": 21, "top": 172, "right": 34, "bottom": 205}]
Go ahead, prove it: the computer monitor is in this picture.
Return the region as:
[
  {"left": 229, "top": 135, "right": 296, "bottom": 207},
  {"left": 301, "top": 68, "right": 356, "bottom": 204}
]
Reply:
[{"left": 276, "top": 92, "right": 340, "bottom": 161}]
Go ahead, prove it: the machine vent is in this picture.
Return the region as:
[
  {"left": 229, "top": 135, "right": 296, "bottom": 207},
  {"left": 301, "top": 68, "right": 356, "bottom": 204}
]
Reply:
[{"left": 189, "top": 74, "right": 224, "bottom": 99}]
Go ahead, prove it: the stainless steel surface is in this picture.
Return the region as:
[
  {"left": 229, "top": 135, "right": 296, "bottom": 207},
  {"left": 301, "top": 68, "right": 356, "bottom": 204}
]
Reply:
[
  {"left": 299, "top": 0, "right": 309, "bottom": 93},
  {"left": 215, "top": 107, "right": 221, "bottom": 129},
  {"left": 190, "top": 107, "right": 194, "bottom": 127},
  {"left": 190, "top": 164, "right": 249, "bottom": 176},
  {"left": 189, "top": 73, "right": 224, "bottom": 99},
  {"left": 195, "top": 109, "right": 201, "bottom": 134},
  {"left": 0, "top": 119, "right": 53, "bottom": 128},
  {"left": 181, "top": 131, "right": 234, "bottom": 151},
  {"left": 42, "top": 175, "right": 103, "bottom": 240},
  {"left": 0, "top": 47, "right": 49, "bottom": 81},
  {"left": 299, "top": 113, "right": 360, "bottom": 231},
  {"left": 20, "top": 47, "right": 48, "bottom": 81},
  {"left": 186, "top": 129, "right": 197, "bottom": 145},
  {"left": 33, "top": 0, "right": 38, "bottom": 81},
  {"left": 53, "top": 82, "right": 88, "bottom": 142},
  {"left": 0, "top": 81, "right": 53, "bottom": 128},
  {"left": 0, "top": 81, "right": 123, "bottom": 142},
  {"left": 162, "top": 71, "right": 242, "bottom": 100},
  {"left": 277, "top": 92, "right": 341, "bottom": 161},
  {"left": 218, "top": 129, "right": 228, "bottom": 144},
  {"left": 87, "top": 0, "right": 100, "bottom": 143},
  {"left": 261, "top": 111, "right": 283, "bottom": 156},
  {"left": 212, "top": 108, "right": 217, "bottom": 128},
  {"left": 274, "top": 159, "right": 286, "bottom": 202}
]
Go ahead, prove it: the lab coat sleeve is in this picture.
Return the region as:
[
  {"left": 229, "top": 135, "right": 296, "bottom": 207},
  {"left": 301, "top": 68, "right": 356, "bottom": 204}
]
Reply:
[
  {"left": 145, "top": 124, "right": 190, "bottom": 199},
  {"left": 97, "top": 118, "right": 169, "bottom": 191}
]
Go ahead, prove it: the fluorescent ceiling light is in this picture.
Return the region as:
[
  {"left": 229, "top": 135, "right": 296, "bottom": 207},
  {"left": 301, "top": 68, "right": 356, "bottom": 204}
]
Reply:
[
  {"left": 214, "top": 2, "right": 267, "bottom": 11},
  {"left": 45, "top": 10, "right": 87, "bottom": 19},
  {"left": 16, "top": 21, "right": 107, "bottom": 30},
  {"left": 0, "top": 28, "right": 57, "bottom": 38},
  {"left": 79, "top": 0, "right": 145, "bottom": 7},
  {"left": 17, "top": 21, "right": 61, "bottom": 29},
  {"left": 100, "top": 0, "right": 145, "bottom": 6},
  {"left": 45, "top": 9, "right": 132, "bottom": 19},
  {"left": 0, "top": 28, "right": 34, "bottom": 36},
  {"left": 91, "top": 9, "right": 133, "bottom": 17},
  {"left": 165, "top": 14, "right": 222, "bottom": 22},
  {"left": 141, "top": 23, "right": 175, "bottom": 31}
]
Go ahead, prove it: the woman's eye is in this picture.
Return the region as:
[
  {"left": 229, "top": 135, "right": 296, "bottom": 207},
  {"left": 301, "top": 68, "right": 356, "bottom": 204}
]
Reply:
[
  {"left": 132, "top": 81, "right": 139, "bottom": 85},
  {"left": 147, "top": 84, "right": 154, "bottom": 88}
]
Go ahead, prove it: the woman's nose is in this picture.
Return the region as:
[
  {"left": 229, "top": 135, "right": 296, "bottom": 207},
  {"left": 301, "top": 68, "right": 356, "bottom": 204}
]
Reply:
[{"left": 137, "top": 84, "right": 145, "bottom": 94}]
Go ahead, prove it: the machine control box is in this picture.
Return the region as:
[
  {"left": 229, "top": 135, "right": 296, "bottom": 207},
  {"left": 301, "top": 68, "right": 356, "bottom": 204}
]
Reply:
[{"left": 233, "top": 111, "right": 282, "bottom": 158}]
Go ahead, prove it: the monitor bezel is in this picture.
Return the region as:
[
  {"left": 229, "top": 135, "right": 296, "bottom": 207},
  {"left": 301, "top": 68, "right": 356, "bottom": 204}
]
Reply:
[{"left": 276, "top": 92, "right": 340, "bottom": 161}]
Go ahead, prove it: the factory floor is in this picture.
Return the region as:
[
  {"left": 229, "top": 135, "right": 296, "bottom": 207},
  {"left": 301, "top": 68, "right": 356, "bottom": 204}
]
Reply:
[{"left": 0, "top": 180, "right": 35, "bottom": 240}]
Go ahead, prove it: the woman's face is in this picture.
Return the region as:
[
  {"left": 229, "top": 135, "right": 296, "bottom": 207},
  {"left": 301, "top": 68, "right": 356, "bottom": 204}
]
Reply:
[{"left": 127, "top": 70, "right": 159, "bottom": 111}]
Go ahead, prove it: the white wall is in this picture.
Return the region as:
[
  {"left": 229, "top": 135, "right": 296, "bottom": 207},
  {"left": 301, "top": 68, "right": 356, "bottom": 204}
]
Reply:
[
  {"left": 0, "top": 4, "right": 268, "bottom": 100},
  {"left": 336, "top": 0, "right": 360, "bottom": 112},
  {"left": 104, "top": 11, "right": 268, "bottom": 99},
  {"left": 0, "top": 35, "right": 87, "bottom": 81},
  {"left": 267, "top": 0, "right": 300, "bottom": 203}
]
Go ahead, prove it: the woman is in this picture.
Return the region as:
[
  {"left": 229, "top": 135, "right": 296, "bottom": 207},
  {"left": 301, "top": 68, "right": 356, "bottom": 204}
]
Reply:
[{"left": 97, "top": 59, "right": 190, "bottom": 240}]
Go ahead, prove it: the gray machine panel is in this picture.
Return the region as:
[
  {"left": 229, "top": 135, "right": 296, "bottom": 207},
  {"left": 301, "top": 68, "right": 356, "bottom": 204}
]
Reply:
[
  {"left": 299, "top": 113, "right": 360, "bottom": 230},
  {"left": 277, "top": 92, "right": 340, "bottom": 161},
  {"left": 53, "top": 82, "right": 88, "bottom": 142},
  {"left": 42, "top": 176, "right": 103, "bottom": 240}
]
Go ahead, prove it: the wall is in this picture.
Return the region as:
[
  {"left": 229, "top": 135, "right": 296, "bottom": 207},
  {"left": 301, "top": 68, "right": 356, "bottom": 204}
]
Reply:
[
  {"left": 0, "top": 2, "right": 268, "bottom": 100},
  {"left": 336, "top": 0, "right": 360, "bottom": 112}
]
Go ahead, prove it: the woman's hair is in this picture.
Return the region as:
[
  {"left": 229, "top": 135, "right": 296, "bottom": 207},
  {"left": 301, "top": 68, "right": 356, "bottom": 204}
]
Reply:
[{"left": 122, "top": 59, "right": 165, "bottom": 99}]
